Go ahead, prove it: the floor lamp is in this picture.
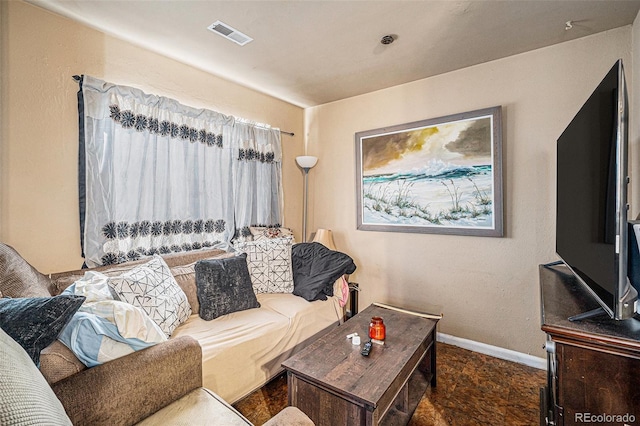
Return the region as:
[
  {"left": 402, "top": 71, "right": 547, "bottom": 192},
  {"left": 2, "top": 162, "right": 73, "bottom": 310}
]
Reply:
[{"left": 296, "top": 155, "right": 318, "bottom": 242}]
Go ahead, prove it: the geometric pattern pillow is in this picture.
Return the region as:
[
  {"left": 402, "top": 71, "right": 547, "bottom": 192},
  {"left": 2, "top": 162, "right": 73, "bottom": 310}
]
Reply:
[
  {"left": 234, "top": 236, "right": 294, "bottom": 294},
  {"left": 108, "top": 256, "right": 191, "bottom": 337}
]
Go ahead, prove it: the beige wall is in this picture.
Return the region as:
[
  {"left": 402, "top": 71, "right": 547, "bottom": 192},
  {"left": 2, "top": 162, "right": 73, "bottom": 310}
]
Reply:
[
  {"left": 305, "top": 27, "right": 633, "bottom": 356},
  {"left": 1, "top": 1, "right": 637, "bottom": 357},
  {"left": 1, "top": 1, "right": 305, "bottom": 273}
]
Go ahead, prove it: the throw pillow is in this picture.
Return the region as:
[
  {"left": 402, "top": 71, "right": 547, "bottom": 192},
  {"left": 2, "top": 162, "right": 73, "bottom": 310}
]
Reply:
[
  {"left": 234, "top": 236, "right": 294, "bottom": 294},
  {"left": 108, "top": 255, "right": 191, "bottom": 337},
  {"left": 291, "top": 242, "right": 357, "bottom": 301},
  {"left": 0, "top": 294, "right": 86, "bottom": 366},
  {"left": 0, "top": 243, "right": 53, "bottom": 298},
  {"left": 170, "top": 251, "right": 236, "bottom": 315},
  {"left": 195, "top": 253, "right": 260, "bottom": 320},
  {"left": 249, "top": 226, "right": 294, "bottom": 241},
  {"left": 0, "top": 327, "right": 73, "bottom": 425}
]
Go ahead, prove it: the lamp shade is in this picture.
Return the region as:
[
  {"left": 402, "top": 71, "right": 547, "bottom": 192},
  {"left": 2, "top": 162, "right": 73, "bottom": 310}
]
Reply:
[
  {"left": 312, "top": 229, "right": 337, "bottom": 251},
  {"left": 296, "top": 155, "right": 318, "bottom": 169}
]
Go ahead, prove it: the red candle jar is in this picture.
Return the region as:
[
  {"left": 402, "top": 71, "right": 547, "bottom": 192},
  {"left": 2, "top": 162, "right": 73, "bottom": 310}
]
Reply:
[{"left": 369, "top": 316, "right": 386, "bottom": 341}]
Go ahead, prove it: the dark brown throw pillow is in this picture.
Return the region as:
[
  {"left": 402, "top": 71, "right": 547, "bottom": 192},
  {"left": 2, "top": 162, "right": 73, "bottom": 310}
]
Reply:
[{"left": 195, "top": 254, "right": 260, "bottom": 321}]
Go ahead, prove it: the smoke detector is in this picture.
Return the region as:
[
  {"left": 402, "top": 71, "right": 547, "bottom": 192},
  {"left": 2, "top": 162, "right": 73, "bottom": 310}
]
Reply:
[
  {"left": 380, "top": 34, "right": 396, "bottom": 45},
  {"left": 207, "top": 20, "right": 253, "bottom": 46}
]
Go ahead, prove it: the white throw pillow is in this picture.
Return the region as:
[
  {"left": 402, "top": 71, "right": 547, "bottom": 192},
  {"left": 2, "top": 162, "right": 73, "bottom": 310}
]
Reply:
[
  {"left": 0, "top": 327, "right": 73, "bottom": 425},
  {"left": 108, "top": 255, "right": 191, "bottom": 336},
  {"left": 64, "top": 270, "right": 114, "bottom": 302},
  {"left": 235, "top": 236, "right": 294, "bottom": 294}
]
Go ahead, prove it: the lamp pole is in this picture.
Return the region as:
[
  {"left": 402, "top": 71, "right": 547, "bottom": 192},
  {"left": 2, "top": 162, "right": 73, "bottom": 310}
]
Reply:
[
  {"left": 302, "top": 167, "right": 310, "bottom": 242},
  {"left": 295, "top": 155, "right": 318, "bottom": 243}
]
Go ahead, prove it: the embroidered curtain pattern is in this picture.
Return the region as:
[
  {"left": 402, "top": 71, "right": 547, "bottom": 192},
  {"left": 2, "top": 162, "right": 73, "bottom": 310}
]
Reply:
[{"left": 79, "top": 76, "right": 283, "bottom": 267}]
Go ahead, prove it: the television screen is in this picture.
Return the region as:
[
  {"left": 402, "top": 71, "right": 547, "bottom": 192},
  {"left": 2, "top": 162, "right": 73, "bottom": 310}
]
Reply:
[{"left": 556, "top": 60, "right": 631, "bottom": 319}]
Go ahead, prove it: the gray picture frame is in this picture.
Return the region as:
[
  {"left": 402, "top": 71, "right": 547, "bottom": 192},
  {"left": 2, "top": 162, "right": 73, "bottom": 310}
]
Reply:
[{"left": 355, "top": 106, "right": 503, "bottom": 237}]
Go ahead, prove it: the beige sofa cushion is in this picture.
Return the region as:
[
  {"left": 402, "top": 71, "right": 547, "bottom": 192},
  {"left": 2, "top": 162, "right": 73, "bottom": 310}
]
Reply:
[
  {"left": 137, "top": 388, "right": 313, "bottom": 426},
  {"left": 49, "top": 248, "right": 230, "bottom": 295},
  {"left": 40, "top": 341, "right": 87, "bottom": 384},
  {"left": 136, "top": 388, "right": 251, "bottom": 426},
  {"left": 263, "top": 407, "right": 314, "bottom": 426},
  {"left": 172, "top": 292, "right": 342, "bottom": 403},
  {"left": 170, "top": 264, "right": 201, "bottom": 313}
]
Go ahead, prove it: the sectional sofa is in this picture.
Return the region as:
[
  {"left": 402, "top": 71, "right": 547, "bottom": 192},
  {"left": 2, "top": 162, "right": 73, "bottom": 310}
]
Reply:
[{"left": 0, "top": 241, "right": 351, "bottom": 423}]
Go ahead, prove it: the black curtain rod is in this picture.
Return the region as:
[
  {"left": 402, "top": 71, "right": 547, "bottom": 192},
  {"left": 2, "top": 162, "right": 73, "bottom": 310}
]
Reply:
[{"left": 72, "top": 75, "right": 293, "bottom": 136}]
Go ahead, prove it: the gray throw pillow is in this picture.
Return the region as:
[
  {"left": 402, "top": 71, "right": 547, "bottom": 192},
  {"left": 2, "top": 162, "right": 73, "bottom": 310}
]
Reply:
[
  {"left": 0, "top": 327, "right": 73, "bottom": 425},
  {"left": 195, "top": 254, "right": 260, "bottom": 320},
  {"left": 0, "top": 295, "right": 86, "bottom": 366},
  {"left": 0, "top": 243, "right": 53, "bottom": 298}
]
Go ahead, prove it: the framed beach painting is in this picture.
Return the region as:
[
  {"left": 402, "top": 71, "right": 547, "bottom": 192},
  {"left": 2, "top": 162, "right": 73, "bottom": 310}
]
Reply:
[{"left": 355, "top": 106, "right": 503, "bottom": 237}]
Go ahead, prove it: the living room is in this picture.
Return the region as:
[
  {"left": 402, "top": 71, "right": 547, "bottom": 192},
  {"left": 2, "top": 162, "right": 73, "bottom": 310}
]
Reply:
[{"left": 2, "top": 1, "right": 640, "bottom": 424}]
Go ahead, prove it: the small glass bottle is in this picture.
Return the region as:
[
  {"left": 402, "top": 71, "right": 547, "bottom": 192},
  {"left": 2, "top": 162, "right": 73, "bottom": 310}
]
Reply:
[{"left": 369, "top": 316, "right": 386, "bottom": 341}]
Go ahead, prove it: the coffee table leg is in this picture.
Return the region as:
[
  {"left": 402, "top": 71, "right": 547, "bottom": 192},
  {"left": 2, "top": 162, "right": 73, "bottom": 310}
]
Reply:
[
  {"left": 430, "top": 330, "right": 437, "bottom": 388},
  {"left": 287, "top": 371, "right": 295, "bottom": 406}
]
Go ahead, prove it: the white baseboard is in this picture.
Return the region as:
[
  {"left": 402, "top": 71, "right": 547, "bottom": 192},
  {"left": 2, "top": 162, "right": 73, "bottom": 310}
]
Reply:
[{"left": 437, "top": 333, "right": 547, "bottom": 370}]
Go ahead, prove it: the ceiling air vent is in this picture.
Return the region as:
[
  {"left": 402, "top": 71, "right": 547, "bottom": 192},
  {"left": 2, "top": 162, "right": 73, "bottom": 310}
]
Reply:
[{"left": 207, "top": 20, "right": 253, "bottom": 46}]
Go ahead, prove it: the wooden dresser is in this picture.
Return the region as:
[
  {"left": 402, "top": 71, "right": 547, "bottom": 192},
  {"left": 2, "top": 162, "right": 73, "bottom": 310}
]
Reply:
[{"left": 539, "top": 264, "right": 640, "bottom": 426}]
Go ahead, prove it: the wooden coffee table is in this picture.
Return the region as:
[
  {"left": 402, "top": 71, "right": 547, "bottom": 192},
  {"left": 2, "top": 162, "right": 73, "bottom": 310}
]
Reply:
[{"left": 282, "top": 304, "right": 438, "bottom": 426}]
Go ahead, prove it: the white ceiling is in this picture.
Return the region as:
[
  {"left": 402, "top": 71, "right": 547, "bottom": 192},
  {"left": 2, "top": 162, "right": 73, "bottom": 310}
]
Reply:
[{"left": 29, "top": 0, "right": 640, "bottom": 108}]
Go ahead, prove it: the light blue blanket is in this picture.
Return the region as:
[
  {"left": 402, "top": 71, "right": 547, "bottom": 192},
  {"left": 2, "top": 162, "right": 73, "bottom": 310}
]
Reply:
[
  {"left": 59, "top": 273, "right": 167, "bottom": 367},
  {"left": 58, "top": 312, "right": 157, "bottom": 367}
]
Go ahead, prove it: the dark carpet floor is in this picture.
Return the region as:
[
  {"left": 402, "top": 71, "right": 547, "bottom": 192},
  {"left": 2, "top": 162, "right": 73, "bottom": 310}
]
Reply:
[{"left": 233, "top": 342, "right": 546, "bottom": 425}]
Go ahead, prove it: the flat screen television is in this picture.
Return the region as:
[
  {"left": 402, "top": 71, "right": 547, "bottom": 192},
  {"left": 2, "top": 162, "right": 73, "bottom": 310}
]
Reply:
[{"left": 556, "top": 59, "right": 637, "bottom": 320}]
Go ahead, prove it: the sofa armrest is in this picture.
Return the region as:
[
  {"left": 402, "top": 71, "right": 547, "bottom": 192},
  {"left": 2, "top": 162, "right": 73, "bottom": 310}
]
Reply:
[{"left": 51, "top": 336, "right": 202, "bottom": 426}]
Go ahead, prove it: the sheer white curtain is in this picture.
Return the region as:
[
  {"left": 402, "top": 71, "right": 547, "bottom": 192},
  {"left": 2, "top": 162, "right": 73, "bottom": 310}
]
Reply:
[
  {"left": 79, "top": 76, "right": 283, "bottom": 267},
  {"left": 232, "top": 122, "right": 284, "bottom": 237}
]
